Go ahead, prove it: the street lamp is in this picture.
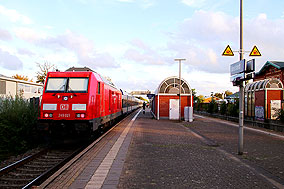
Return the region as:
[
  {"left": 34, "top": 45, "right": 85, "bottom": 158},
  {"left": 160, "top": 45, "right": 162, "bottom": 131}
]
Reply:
[{"left": 175, "top": 58, "right": 186, "bottom": 122}]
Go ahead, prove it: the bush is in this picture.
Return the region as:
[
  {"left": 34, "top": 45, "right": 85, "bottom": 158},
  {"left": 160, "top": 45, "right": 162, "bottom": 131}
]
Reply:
[
  {"left": 220, "top": 102, "right": 227, "bottom": 115},
  {"left": 227, "top": 101, "right": 239, "bottom": 117},
  {"left": 276, "top": 109, "right": 284, "bottom": 122},
  {"left": 0, "top": 95, "right": 38, "bottom": 160},
  {"left": 207, "top": 99, "right": 218, "bottom": 114}
]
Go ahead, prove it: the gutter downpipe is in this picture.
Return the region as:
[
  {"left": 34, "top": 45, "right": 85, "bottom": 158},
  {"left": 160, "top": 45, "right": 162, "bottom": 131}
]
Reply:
[{"left": 157, "top": 94, "right": 160, "bottom": 120}]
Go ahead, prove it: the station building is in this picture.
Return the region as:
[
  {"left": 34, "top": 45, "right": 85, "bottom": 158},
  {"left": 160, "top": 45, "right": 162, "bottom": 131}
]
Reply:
[
  {"left": 0, "top": 74, "right": 43, "bottom": 99},
  {"left": 150, "top": 76, "right": 193, "bottom": 120},
  {"left": 244, "top": 61, "right": 284, "bottom": 120}
]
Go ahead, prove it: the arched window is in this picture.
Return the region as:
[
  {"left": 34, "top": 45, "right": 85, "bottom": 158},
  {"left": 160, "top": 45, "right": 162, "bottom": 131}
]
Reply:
[{"left": 157, "top": 76, "right": 192, "bottom": 95}]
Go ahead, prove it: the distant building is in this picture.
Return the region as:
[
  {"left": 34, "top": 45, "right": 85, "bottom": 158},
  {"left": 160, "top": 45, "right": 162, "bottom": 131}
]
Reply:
[
  {"left": 0, "top": 75, "right": 43, "bottom": 99},
  {"left": 130, "top": 90, "right": 151, "bottom": 95},
  {"left": 225, "top": 92, "right": 239, "bottom": 103},
  {"left": 203, "top": 96, "right": 221, "bottom": 103},
  {"left": 254, "top": 61, "right": 284, "bottom": 83}
]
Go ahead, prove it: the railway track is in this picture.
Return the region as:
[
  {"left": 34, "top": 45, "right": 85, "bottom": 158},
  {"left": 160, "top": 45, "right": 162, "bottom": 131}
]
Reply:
[
  {"left": 0, "top": 112, "right": 135, "bottom": 189},
  {"left": 0, "top": 146, "right": 83, "bottom": 189}
]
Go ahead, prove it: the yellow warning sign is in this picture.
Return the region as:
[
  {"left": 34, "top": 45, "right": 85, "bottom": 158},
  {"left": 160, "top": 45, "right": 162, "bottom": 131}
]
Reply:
[
  {"left": 222, "top": 45, "right": 234, "bottom": 56},
  {"left": 249, "top": 45, "right": 261, "bottom": 56}
]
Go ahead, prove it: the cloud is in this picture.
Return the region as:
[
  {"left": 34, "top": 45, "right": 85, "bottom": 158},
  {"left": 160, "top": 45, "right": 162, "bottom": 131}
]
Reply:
[
  {"left": 124, "top": 39, "right": 171, "bottom": 65},
  {"left": 0, "top": 28, "right": 12, "bottom": 41},
  {"left": 167, "top": 10, "right": 284, "bottom": 74},
  {"left": 16, "top": 29, "right": 119, "bottom": 68},
  {"left": 14, "top": 27, "right": 44, "bottom": 43},
  {"left": 181, "top": 0, "right": 207, "bottom": 8},
  {"left": 17, "top": 48, "right": 35, "bottom": 56},
  {"left": 0, "top": 49, "right": 23, "bottom": 70},
  {"left": 0, "top": 5, "right": 33, "bottom": 25},
  {"left": 165, "top": 10, "right": 239, "bottom": 73},
  {"left": 116, "top": 0, "right": 155, "bottom": 8}
]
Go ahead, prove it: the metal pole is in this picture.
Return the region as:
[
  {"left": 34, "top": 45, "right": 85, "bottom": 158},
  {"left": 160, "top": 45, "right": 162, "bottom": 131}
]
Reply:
[
  {"left": 238, "top": 0, "right": 244, "bottom": 155},
  {"left": 175, "top": 58, "right": 186, "bottom": 122}
]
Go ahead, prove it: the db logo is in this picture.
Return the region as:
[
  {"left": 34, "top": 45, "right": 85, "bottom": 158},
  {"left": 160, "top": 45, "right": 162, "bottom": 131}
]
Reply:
[{"left": 60, "top": 104, "right": 69, "bottom": 110}]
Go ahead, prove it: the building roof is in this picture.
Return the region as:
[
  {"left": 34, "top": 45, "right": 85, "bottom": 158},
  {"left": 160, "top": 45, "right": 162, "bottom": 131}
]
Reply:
[
  {"left": 225, "top": 92, "right": 239, "bottom": 99},
  {"left": 0, "top": 74, "right": 43, "bottom": 86},
  {"left": 155, "top": 76, "right": 192, "bottom": 95},
  {"left": 256, "top": 61, "right": 284, "bottom": 75},
  {"left": 203, "top": 97, "right": 220, "bottom": 103}
]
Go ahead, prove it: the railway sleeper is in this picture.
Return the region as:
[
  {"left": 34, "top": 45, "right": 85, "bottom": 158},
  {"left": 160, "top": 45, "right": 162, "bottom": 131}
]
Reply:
[
  {"left": 26, "top": 160, "right": 59, "bottom": 166},
  {"left": 23, "top": 164, "right": 52, "bottom": 169},
  {"left": 0, "top": 183, "right": 25, "bottom": 189},
  {"left": 0, "top": 177, "right": 31, "bottom": 183},
  {"left": 15, "top": 167, "right": 45, "bottom": 174},
  {"left": 8, "top": 171, "right": 40, "bottom": 178}
]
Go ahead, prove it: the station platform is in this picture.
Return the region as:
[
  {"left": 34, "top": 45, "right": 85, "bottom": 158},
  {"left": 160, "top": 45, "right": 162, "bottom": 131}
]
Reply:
[{"left": 39, "top": 108, "right": 284, "bottom": 188}]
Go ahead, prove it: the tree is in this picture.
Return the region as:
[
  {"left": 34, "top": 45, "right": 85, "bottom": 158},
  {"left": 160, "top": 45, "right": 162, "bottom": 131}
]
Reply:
[
  {"left": 196, "top": 95, "right": 205, "bottom": 103},
  {"left": 12, "top": 74, "right": 33, "bottom": 82},
  {"left": 225, "top": 90, "right": 233, "bottom": 97},
  {"left": 192, "top": 88, "right": 199, "bottom": 102},
  {"left": 214, "top": 93, "right": 223, "bottom": 99},
  {"left": 36, "top": 61, "right": 56, "bottom": 84}
]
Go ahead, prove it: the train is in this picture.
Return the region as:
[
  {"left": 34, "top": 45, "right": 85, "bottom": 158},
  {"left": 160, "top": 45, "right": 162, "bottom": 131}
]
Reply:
[{"left": 38, "top": 67, "right": 142, "bottom": 136}]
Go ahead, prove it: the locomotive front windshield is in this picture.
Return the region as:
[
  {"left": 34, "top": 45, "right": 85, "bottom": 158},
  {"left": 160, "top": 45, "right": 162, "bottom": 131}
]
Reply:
[{"left": 45, "top": 77, "right": 89, "bottom": 93}]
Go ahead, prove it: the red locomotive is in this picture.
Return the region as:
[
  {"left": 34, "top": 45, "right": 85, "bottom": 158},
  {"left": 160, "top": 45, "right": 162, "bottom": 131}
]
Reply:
[{"left": 39, "top": 67, "right": 141, "bottom": 135}]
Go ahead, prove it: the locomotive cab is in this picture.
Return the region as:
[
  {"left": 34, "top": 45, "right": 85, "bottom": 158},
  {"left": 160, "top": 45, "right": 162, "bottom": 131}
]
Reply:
[{"left": 38, "top": 68, "right": 123, "bottom": 137}]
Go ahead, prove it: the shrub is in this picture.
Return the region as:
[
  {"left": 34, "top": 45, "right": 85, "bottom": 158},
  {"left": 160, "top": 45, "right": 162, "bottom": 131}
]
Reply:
[
  {"left": 220, "top": 102, "right": 227, "bottom": 115},
  {"left": 207, "top": 99, "right": 218, "bottom": 114},
  {"left": 0, "top": 95, "right": 38, "bottom": 160},
  {"left": 276, "top": 109, "right": 284, "bottom": 122},
  {"left": 227, "top": 101, "right": 239, "bottom": 117}
]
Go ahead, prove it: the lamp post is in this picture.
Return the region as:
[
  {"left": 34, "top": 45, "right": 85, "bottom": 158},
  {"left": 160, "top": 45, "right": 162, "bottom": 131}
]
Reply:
[
  {"left": 238, "top": 0, "right": 244, "bottom": 155},
  {"left": 175, "top": 58, "right": 186, "bottom": 122}
]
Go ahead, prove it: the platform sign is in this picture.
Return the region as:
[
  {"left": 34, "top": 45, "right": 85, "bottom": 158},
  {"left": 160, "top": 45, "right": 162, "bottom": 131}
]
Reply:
[
  {"left": 230, "top": 72, "right": 245, "bottom": 82},
  {"left": 246, "top": 59, "right": 255, "bottom": 73},
  {"left": 249, "top": 46, "right": 261, "bottom": 56},
  {"left": 230, "top": 59, "right": 245, "bottom": 76},
  {"left": 222, "top": 45, "right": 234, "bottom": 56}
]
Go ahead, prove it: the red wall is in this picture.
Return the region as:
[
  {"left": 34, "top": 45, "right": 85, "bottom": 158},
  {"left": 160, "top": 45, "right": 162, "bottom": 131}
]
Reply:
[
  {"left": 255, "top": 91, "right": 265, "bottom": 107},
  {"left": 154, "top": 95, "right": 193, "bottom": 118}
]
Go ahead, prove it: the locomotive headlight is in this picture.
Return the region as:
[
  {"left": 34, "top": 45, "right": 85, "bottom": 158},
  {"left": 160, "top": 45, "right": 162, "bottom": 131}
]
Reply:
[
  {"left": 76, "top": 113, "right": 86, "bottom": 118},
  {"left": 44, "top": 113, "right": 53, "bottom": 118}
]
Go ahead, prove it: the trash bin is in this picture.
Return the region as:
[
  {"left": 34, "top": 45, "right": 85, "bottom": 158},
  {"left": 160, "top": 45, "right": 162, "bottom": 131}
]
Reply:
[
  {"left": 184, "top": 106, "right": 189, "bottom": 121},
  {"left": 188, "top": 107, "right": 193, "bottom": 122}
]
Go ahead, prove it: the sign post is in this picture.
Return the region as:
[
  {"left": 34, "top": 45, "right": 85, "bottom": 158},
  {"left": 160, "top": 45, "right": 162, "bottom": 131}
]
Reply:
[{"left": 223, "top": 0, "right": 260, "bottom": 155}]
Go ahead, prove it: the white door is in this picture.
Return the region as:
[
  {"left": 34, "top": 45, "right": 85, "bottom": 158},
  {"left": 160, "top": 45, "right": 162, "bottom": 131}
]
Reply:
[{"left": 169, "top": 99, "right": 179, "bottom": 120}]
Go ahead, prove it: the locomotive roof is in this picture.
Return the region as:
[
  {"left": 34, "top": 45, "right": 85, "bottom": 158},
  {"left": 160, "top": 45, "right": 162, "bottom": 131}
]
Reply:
[
  {"left": 50, "top": 67, "right": 119, "bottom": 90},
  {"left": 65, "top": 66, "right": 96, "bottom": 72}
]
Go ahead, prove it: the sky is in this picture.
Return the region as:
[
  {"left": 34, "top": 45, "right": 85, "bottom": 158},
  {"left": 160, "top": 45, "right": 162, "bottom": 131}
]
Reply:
[{"left": 1, "top": 0, "right": 284, "bottom": 96}]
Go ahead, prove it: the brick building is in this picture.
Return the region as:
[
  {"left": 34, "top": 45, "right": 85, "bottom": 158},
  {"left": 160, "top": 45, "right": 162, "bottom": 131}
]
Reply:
[
  {"left": 244, "top": 61, "right": 284, "bottom": 120},
  {"left": 254, "top": 61, "right": 284, "bottom": 82}
]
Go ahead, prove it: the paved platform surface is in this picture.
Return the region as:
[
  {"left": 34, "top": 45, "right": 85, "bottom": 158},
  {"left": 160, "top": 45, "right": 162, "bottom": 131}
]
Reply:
[
  {"left": 118, "top": 110, "right": 284, "bottom": 189},
  {"left": 41, "top": 109, "right": 284, "bottom": 188}
]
